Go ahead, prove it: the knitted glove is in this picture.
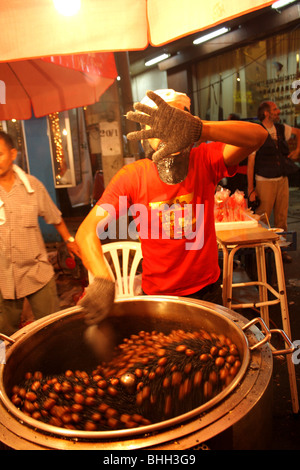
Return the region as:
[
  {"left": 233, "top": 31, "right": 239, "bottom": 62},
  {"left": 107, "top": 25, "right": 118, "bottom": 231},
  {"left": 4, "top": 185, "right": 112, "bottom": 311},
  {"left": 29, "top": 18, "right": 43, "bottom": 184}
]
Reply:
[
  {"left": 79, "top": 277, "right": 115, "bottom": 325},
  {"left": 126, "top": 90, "right": 203, "bottom": 162}
]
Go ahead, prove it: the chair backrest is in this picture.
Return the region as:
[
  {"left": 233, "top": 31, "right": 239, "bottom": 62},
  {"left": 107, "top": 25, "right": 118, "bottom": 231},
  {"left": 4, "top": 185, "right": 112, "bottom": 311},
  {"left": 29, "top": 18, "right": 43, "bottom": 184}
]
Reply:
[{"left": 88, "top": 241, "right": 143, "bottom": 298}]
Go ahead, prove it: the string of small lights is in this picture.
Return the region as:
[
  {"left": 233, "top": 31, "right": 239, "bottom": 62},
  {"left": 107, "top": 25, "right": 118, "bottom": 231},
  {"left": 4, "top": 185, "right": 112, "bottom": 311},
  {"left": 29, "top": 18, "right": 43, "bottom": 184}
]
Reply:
[{"left": 48, "top": 112, "right": 65, "bottom": 179}]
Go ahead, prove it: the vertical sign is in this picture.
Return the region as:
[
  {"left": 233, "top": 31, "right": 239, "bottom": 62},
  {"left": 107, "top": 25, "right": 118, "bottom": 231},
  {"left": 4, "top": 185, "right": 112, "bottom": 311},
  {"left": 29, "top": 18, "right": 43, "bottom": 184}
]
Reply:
[{"left": 99, "top": 121, "right": 122, "bottom": 156}]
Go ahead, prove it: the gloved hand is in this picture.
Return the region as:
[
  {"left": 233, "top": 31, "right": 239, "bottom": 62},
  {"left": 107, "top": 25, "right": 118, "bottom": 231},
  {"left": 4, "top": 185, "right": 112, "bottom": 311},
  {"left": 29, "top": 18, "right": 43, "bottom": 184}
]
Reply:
[
  {"left": 78, "top": 277, "right": 115, "bottom": 325},
  {"left": 126, "top": 90, "right": 203, "bottom": 162}
]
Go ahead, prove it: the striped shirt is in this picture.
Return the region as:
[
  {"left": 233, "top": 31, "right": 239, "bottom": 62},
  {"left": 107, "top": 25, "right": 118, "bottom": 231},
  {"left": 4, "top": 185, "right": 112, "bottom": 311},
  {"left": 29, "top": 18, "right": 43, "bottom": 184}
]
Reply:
[{"left": 0, "top": 172, "right": 62, "bottom": 299}]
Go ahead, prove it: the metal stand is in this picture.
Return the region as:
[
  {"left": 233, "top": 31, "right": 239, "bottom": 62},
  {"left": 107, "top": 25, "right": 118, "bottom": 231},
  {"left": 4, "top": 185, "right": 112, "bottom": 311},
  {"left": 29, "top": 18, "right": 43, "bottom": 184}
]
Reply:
[{"left": 217, "top": 227, "right": 299, "bottom": 414}]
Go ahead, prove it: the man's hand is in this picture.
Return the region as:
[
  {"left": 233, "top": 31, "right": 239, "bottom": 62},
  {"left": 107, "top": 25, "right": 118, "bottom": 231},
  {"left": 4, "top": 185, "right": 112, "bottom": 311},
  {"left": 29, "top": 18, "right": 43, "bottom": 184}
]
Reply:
[
  {"left": 78, "top": 277, "right": 115, "bottom": 325},
  {"left": 126, "top": 91, "right": 202, "bottom": 162},
  {"left": 66, "top": 239, "right": 81, "bottom": 258},
  {"left": 248, "top": 189, "right": 257, "bottom": 203},
  {"left": 288, "top": 149, "right": 300, "bottom": 161}
]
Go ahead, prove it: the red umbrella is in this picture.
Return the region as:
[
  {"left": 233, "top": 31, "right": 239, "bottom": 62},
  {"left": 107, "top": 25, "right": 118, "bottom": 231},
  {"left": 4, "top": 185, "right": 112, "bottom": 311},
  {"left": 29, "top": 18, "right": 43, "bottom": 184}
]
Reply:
[{"left": 0, "top": 52, "right": 117, "bottom": 120}]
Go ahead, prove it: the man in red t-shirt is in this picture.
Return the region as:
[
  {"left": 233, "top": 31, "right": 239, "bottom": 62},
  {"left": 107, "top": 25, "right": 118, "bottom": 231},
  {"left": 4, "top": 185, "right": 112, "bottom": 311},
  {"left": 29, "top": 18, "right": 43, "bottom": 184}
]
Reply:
[{"left": 76, "top": 90, "right": 267, "bottom": 325}]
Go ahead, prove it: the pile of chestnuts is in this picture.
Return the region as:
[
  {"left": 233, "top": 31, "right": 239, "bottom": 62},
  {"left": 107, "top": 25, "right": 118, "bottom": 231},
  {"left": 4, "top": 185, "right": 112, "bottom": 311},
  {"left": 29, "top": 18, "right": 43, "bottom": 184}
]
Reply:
[{"left": 10, "top": 328, "right": 241, "bottom": 432}]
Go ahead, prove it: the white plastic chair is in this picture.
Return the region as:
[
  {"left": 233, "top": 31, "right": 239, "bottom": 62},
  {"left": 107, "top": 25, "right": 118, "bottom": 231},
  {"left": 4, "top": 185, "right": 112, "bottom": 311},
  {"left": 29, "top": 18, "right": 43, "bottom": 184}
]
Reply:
[{"left": 88, "top": 241, "right": 143, "bottom": 298}]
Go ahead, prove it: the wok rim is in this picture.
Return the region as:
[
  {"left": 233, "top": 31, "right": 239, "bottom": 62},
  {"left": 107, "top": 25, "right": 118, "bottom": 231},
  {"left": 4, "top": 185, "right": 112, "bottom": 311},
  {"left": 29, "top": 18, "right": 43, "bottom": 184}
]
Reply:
[{"left": 0, "top": 296, "right": 253, "bottom": 440}]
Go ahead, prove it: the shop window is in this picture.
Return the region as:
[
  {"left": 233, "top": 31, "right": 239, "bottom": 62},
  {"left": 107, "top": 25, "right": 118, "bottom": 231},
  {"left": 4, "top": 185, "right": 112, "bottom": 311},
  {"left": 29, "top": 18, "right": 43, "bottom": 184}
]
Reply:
[
  {"left": 48, "top": 109, "right": 82, "bottom": 188},
  {"left": 193, "top": 30, "right": 299, "bottom": 125}
]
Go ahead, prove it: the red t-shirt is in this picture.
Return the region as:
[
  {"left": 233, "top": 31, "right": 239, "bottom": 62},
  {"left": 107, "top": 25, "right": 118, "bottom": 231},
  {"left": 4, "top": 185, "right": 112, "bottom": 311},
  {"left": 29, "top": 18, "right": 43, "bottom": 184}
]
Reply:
[{"left": 98, "top": 142, "right": 236, "bottom": 296}]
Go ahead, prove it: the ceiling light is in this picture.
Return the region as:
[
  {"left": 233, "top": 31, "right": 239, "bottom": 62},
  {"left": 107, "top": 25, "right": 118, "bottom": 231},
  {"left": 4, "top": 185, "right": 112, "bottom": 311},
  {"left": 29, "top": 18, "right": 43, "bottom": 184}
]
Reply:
[
  {"left": 271, "top": 0, "right": 296, "bottom": 9},
  {"left": 193, "top": 27, "right": 230, "bottom": 45},
  {"left": 53, "top": 0, "right": 81, "bottom": 16},
  {"left": 145, "top": 54, "right": 170, "bottom": 67}
]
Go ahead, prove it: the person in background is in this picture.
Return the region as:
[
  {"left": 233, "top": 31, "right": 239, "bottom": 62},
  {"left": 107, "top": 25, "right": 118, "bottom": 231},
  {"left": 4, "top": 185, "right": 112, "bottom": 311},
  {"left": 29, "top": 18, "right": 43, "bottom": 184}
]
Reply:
[
  {"left": 247, "top": 101, "right": 300, "bottom": 263},
  {"left": 75, "top": 89, "right": 268, "bottom": 327},
  {"left": 0, "top": 131, "right": 81, "bottom": 336}
]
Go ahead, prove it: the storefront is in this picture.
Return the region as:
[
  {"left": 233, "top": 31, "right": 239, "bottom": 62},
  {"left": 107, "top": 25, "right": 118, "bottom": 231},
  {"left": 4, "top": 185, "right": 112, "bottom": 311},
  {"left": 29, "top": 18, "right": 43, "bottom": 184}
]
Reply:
[
  {"left": 130, "top": 3, "right": 299, "bottom": 127},
  {"left": 191, "top": 29, "right": 299, "bottom": 126}
]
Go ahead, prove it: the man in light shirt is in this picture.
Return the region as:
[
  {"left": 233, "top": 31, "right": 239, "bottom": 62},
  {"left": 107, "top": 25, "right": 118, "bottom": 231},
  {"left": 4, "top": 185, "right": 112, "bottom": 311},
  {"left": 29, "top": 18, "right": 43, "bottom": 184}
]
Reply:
[
  {"left": 247, "top": 101, "right": 300, "bottom": 262},
  {"left": 0, "top": 131, "right": 81, "bottom": 335}
]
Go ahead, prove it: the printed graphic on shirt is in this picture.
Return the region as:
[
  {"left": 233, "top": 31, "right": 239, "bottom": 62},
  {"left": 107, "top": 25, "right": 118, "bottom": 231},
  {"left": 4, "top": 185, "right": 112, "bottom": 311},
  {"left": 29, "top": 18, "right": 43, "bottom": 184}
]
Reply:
[{"left": 149, "top": 192, "right": 196, "bottom": 239}]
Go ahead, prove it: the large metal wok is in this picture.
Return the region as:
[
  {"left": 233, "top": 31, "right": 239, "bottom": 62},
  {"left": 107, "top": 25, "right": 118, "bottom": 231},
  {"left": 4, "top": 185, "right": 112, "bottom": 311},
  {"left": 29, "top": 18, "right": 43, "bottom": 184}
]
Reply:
[{"left": 0, "top": 296, "right": 293, "bottom": 450}]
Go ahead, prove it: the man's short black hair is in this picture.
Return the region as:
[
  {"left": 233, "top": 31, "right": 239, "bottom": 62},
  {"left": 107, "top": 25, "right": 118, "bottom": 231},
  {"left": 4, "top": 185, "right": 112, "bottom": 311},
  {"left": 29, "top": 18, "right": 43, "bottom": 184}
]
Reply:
[{"left": 0, "top": 131, "right": 15, "bottom": 149}]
